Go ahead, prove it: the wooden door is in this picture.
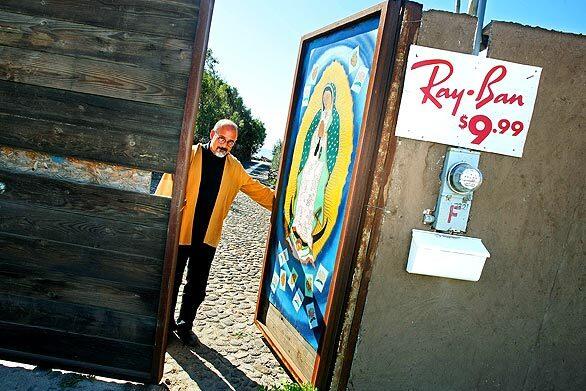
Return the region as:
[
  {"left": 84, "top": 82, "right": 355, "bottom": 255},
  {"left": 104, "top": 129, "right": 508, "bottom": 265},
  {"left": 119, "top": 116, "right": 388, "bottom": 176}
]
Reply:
[
  {"left": 0, "top": 0, "right": 213, "bottom": 383},
  {"left": 254, "top": 1, "right": 403, "bottom": 389}
]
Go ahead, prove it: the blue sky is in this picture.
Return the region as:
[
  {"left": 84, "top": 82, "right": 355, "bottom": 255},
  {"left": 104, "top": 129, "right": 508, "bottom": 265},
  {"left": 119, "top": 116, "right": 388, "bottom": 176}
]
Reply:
[{"left": 207, "top": 0, "right": 585, "bottom": 152}]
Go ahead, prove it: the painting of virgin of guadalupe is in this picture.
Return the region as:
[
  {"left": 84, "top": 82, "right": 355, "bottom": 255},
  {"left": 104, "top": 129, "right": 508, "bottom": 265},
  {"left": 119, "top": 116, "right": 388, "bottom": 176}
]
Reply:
[
  {"left": 260, "top": 12, "right": 379, "bottom": 350},
  {"left": 283, "top": 57, "right": 356, "bottom": 272},
  {"left": 285, "top": 82, "right": 342, "bottom": 266},
  {"left": 255, "top": 2, "right": 401, "bottom": 385}
]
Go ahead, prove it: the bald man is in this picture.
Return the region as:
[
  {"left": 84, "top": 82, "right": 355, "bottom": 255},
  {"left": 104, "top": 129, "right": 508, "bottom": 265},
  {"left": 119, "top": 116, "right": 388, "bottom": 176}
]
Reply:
[{"left": 156, "top": 119, "right": 274, "bottom": 346}]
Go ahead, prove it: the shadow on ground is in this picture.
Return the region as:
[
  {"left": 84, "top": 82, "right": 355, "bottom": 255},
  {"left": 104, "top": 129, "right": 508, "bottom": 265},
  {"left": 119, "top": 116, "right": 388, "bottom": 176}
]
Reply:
[
  {"left": 167, "top": 335, "right": 259, "bottom": 391},
  {"left": 0, "top": 360, "right": 164, "bottom": 391}
]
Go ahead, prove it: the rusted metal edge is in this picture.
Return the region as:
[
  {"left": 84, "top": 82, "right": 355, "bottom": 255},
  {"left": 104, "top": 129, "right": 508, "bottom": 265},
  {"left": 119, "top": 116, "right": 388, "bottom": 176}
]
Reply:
[
  {"left": 150, "top": 0, "right": 215, "bottom": 383},
  {"left": 330, "top": 2, "right": 423, "bottom": 390}
]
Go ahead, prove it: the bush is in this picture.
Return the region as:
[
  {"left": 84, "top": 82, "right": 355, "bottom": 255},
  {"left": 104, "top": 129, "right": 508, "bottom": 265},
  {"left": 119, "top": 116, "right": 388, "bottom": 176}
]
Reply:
[{"left": 258, "top": 380, "right": 318, "bottom": 391}]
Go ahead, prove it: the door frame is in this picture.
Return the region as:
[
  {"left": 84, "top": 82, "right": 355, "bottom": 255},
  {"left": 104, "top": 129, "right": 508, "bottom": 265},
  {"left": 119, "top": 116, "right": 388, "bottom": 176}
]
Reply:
[{"left": 151, "top": 0, "right": 215, "bottom": 383}]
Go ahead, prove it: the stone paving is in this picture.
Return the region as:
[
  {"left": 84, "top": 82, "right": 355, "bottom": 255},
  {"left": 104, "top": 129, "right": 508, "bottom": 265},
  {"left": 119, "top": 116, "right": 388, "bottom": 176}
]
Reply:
[{"left": 162, "top": 192, "right": 291, "bottom": 390}]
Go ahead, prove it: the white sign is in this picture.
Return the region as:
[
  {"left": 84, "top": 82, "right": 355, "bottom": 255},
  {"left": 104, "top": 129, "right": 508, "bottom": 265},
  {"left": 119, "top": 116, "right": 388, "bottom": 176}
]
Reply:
[{"left": 395, "top": 45, "right": 542, "bottom": 157}]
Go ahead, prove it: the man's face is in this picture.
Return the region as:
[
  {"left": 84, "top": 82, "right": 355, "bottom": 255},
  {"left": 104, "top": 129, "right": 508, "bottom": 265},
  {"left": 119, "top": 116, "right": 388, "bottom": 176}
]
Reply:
[{"left": 209, "top": 125, "right": 238, "bottom": 157}]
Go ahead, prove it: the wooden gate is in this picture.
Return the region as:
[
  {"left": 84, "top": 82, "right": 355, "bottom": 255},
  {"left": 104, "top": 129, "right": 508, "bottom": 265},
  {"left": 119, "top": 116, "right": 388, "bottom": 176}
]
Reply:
[{"left": 0, "top": 0, "right": 213, "bottom": 383}]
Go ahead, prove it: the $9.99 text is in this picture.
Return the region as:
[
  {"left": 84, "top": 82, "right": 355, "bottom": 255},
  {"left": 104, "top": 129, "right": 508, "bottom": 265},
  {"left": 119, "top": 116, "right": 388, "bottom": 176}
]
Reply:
[{"left": 458, "top": 114, "right": 524, "bottom": 145}]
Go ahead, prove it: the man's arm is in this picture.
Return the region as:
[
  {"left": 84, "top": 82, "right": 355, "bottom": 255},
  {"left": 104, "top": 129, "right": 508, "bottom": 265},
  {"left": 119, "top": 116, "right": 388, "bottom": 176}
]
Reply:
[{"left": 240, "top": 171, "right": 275, "bottom": 211}]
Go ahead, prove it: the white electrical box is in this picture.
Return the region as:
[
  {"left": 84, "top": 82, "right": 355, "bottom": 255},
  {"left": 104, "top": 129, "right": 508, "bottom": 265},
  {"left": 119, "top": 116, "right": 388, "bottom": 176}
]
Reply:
[{"left": 406, "top": 229, "right": 490, "bottom": 281}]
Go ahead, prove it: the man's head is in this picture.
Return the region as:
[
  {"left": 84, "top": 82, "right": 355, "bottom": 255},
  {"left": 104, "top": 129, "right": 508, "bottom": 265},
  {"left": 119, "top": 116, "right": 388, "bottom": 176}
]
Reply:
[{"left": 209, "top": 119, "right": 238, "bottom": 158}]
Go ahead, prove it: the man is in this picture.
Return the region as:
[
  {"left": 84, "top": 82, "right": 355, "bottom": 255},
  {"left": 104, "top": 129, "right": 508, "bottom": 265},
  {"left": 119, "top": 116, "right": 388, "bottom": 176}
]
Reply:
[{"left": 155, "top": 119, "right": 274, "bottom": 346}]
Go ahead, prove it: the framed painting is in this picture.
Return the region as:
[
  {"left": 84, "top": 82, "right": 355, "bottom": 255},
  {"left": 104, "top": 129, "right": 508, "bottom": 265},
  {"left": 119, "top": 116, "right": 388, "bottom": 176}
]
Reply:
[{"left": 255, "top": 1, "right": 402, "bottom": 388}]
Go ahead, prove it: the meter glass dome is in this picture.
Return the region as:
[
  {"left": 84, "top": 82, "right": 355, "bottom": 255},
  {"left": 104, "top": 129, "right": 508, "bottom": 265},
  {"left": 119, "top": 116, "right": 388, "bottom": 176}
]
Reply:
[{"left": 448, "top": 163, "right": 483, "bottom": 193}]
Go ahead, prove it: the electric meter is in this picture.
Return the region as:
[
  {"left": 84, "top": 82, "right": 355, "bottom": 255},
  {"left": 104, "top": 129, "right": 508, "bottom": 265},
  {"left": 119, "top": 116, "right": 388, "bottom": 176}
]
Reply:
[{"left": 430, "top": 148, "right": 483, "bottom": 232}]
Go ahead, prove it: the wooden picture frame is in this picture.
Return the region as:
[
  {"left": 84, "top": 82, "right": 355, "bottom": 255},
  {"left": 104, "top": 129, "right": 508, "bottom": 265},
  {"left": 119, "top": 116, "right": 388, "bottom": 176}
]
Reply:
[{"left": 254, "top": 1, "right": 403, "bottom": 388}]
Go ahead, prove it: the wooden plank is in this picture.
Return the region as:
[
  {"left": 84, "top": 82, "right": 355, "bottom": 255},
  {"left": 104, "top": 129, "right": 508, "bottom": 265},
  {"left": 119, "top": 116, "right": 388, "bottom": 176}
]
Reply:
[
  {"left": 0, "top": 11, "right": 194, "bottom": 75},
  {"left": 0, "top": 80, "right": 183, "bottom": 138},
  {"left": 264, "top": 304, "right": 316, "bottom": 383},
  {"left": 0, "top": 232, "right": 163, "bottom": 288},
  {"left": 0, "top": 200, "right": 167, "bottom": 259},
  {"left": 0, "top": 262, "right": 159, "bottom": 316},
  {"left": 0, "top": 0, "right": 199, "bottom": 41},
  {"left": 0, "top": 146, "right": 152, "bottom": 194},
  {"left": 0, "top": 169, "right": 170, "bottom": 227},
  {"left": 0, "top": 45, "right": 188, "bottom": 106},
  {"left": 0, "top": 113, "right": 178, "bottom": 172},
  {"left": 0, "top": 321, "right": 153, "bottom": 374},
  {"left": 0, "top": 294, "right": 157, "bottom": 345}
]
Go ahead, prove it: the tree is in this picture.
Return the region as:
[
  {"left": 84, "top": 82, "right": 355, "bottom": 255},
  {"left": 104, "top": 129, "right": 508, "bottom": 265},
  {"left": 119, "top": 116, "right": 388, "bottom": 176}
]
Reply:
[
  {"left": 194, "top": 49, "right": 267, "bottom": 161},
  {"left": 271, "top": 139, "right": 282, "bottom": 171}
]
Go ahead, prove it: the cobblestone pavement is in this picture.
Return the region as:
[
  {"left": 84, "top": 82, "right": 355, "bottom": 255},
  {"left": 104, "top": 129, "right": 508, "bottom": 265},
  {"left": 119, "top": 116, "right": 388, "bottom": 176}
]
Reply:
[{"left": 162, "top": 193, "right": 291, "bottom": 390}]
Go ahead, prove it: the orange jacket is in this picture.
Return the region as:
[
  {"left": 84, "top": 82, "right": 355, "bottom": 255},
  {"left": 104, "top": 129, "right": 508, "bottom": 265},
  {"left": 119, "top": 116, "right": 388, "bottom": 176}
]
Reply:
[{"left": 155, "top": 144, "right": 274, "bottom": 247}]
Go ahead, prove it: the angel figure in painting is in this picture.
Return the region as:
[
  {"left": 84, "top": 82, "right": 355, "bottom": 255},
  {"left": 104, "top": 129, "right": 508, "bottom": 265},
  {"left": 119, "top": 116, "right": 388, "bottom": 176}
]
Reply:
[{"left": 287, "top": 83, "right": 340, "bottom": 266}]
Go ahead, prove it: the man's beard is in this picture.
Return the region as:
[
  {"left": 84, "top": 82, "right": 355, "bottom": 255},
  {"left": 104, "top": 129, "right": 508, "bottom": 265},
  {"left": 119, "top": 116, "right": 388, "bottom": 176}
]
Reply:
[{"left": 213, "top": 148, "right": 228, "bottom": 158}]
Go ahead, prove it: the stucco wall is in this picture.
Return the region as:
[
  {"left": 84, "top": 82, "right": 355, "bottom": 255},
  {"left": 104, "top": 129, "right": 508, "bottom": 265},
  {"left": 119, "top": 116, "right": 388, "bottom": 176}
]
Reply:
[{"left": 347, "top": 12, "right": 585, "bottom": 391}]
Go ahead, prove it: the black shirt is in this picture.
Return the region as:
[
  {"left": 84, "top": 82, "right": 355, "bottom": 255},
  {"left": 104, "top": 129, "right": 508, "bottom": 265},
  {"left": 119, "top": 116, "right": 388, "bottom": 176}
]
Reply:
[{"left": 191, "top": 143, "right": 226, "bottom": 246}]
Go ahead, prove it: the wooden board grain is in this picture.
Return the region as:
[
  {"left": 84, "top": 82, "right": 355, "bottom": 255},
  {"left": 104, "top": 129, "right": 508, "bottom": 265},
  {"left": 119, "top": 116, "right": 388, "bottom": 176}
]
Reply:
[
  {"left": 0, "top": 321, "right": 153, "bottom": 374},
  {"left": 0, "top": 294, "right": 157, "bottom": 345},
  {"left": 0, "top": 146, "right": 152, "bottom": 194},
  {"left": 0, "top": 80, "right": 183, "bottom": 138},
  {"left": 0, "top": 45, "right": 188, "bottom": 106},
  {"left": 0, "top": 262, "right": 159, "bottom": 316},
  {"left": 0, "top": 11, "right": 193, "bottom": 75},
  {"left": 0, "top": 201, "right": 167, "bottom": 259},
  {"left": 0, "top": 113, "right": 178, "bottom": 172},
  {"left": 0, "top": 232, "right": 163, "bottom": 288},
  {"left": 0, "top": 170, "right": 170, "bottom": 227},
  {"left": 0, "top": 0, "right": 199, "bottom": 41},
  {"left": 264, "top": 304, "right": 316, "bottom": 383}
]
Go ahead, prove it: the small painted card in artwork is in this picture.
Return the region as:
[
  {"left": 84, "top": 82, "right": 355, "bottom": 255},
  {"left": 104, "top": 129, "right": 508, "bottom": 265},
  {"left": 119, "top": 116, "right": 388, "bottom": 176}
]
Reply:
[
  {"left": 349, "top": 46, "right": 360, "bottom": 73},
  {"left": 314, "top": 264, "right": 329, "bottom": 292},
  {"left": 270, "top": 271, "right": 279, "bottom": 294},
  {"left": 292, "top": 288, "right": 304, "bottom": 312},
  {"left": 305, "top": 302, "right": 319, "bottom": 329},
  {"left": 301, "top": 84, "right": 312, "bottom": 107},
  {"left": 279, "top": 269, "right": 287, "bottom": 291},
  {"left": 351, "top": 65, "right": 369, "bottom": 93},
  {"left": 278, "top": 249, "right": 289, "bottom": 267},
  {"left": 288, "top": 267, "right": 299, "bottom": 290},
  {"left": 304, "top": 274, "right": 314, "bottom": 297},
  {"left": 309, "top": 63, "right": 319, "bottom": 85}
]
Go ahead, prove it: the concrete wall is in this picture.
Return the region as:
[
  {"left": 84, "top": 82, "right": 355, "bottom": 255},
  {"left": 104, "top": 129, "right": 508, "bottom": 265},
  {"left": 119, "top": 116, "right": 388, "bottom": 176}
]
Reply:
[{"left": 347, "top": 12, "right": 585, "bottom": 391}]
